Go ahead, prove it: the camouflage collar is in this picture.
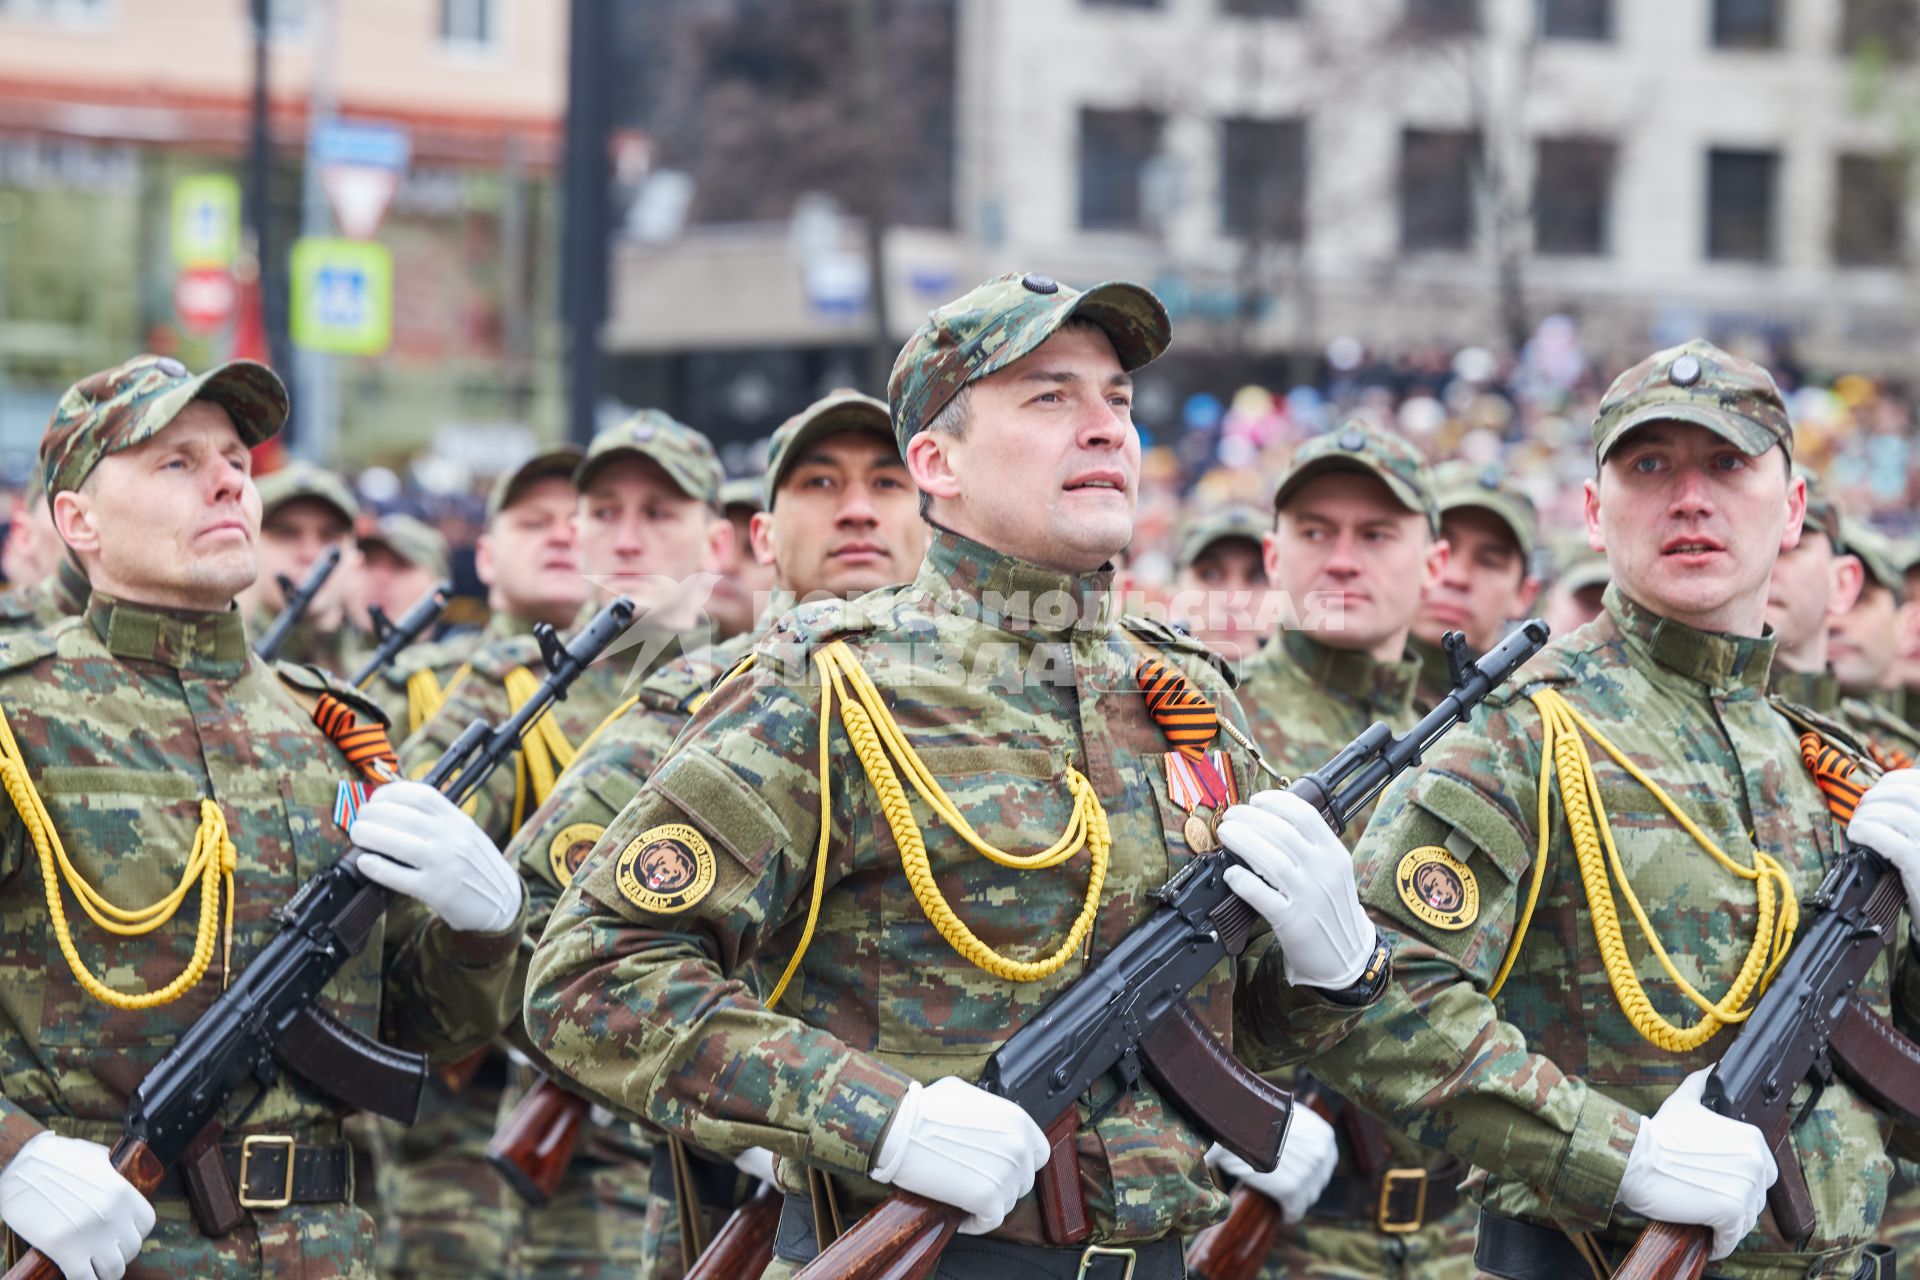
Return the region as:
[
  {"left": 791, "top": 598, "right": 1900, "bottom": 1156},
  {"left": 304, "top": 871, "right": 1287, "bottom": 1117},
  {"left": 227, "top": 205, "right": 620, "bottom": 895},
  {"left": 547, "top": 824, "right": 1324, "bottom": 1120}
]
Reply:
[
  {"left": 52, "top": 554, "right": 89, "bottom": 617},
  {"left": 89, "top": 593, "right": 251, "bottom": 674},
  {"left": 918, "top": 525, "right": 1114, "bottom": 638},
  {"left": 1605, "top": 584, "right": 1775, "bottom": 693},
  {"left": 1408, "top": 632, "right": 1453, "bottom": 695},
  {"left": 752, "top": 589, "right": 798, "bottom": 632},
  {"left": 1274, "top": 628, "right": 1421, "bottom": 719},
  {"left": 1768, "top": 665, "right": 1839, "bottom": 714},
  {"left": 485, "top": 610, "right": 545, "bottom": 642}
]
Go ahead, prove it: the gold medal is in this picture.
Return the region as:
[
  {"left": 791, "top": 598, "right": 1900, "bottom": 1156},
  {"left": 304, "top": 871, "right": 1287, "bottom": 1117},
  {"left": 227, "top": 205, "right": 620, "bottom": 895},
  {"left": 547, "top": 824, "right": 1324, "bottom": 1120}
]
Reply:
[{"left": 1184, "top": 811, "right": 1217, "bottom": 853}]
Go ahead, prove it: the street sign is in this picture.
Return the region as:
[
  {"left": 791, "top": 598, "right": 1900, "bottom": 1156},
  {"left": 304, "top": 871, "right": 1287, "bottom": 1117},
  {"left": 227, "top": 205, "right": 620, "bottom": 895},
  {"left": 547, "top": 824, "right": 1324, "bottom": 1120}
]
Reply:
[
  {"left": 171, "top": 175, "right": 241, "bottom": 267},
  {"left": 173, "top": 267, "right": 237, "bottom": 335},
  {"left": 290, "top": 237, "right": 393, "bottom": 355},
  {"left": 313, "top": 119, "right": 410, "bottom": 240}
]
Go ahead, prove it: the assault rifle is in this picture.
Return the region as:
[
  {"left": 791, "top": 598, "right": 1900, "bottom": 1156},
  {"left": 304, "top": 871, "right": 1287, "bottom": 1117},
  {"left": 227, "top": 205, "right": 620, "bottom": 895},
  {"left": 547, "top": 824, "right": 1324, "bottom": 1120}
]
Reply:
[
  {"left": 3, "top": 597, "right": 637, "bottom": 1280},
  {"left": 784, "top": 621, "right": 1551, "bottom": 1280},
  {"left": 351, "top": 580, "right": 453, "bottom": 690},
  {"left": 1614, "top": 842, "right": 1920, "bottom": 1280},
  {"left": 253, "top": 545, "right": 343, "bottom": 662}
]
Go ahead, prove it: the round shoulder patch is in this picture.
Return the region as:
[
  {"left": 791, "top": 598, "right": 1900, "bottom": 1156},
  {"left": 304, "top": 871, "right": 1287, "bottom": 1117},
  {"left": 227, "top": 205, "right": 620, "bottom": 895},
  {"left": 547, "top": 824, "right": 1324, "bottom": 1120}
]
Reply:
[
  {"left": 614, "top": 823, "right": 717, "bottom": 914},
  {"left": 1395, "top": 845, "right": 1479, "bottom": 931},
  {"left": 548, "top": 822, "right": 607, "bottom": 888}
]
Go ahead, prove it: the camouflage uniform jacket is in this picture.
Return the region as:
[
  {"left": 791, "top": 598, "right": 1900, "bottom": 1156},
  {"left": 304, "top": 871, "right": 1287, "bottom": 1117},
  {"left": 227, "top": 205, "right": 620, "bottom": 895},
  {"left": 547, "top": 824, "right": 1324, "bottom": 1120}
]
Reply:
[
  {"left": 1237, "top": 628, "right": 1422, "bottom": 847},
  {"left": 0, "top": 595, "right": 524, "bottom": 1271},
  {"left": 397, "top": 601, "right": 692, "bottom": 850},
  {"left": 1409, "top": 633, "right": 1454, "bottom": 714},
  {"left": 524, "top": 527, "right": 1377, "bottom": 1246},
  {"left": 244, "top": 605, "right": 373, "bottom": 681},
  {"left": 1310, "top": 585, "right": 1920, "bottom": 1277},
  {"left": 1838, "top": 691, "right": 1920, "bottom": 770},
  {"left": 0, "top": 556, "right": 88, "bottom": 634},
  {"left": 360, "top": 618, "right": 502, "bottom": 739}
]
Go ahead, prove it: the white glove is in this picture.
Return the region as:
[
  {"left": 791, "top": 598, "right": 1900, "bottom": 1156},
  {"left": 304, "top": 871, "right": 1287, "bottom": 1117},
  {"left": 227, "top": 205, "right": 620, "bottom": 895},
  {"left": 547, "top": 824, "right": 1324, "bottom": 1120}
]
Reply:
[
  {"left": 868, "top": 1077, "right": 1050, "bottom": 1235},
  {"left": 0, "top": 1131, "right": 155, "bottom": 1280},
  {"left": 1216, "top": 790, "right": 1378, "bottom": 988},
  {"left": 1206, "top": 1104, "right": 1339, "bottom": 1224},
  {"left": 1615, "top": 1069, "right": 1775, "bottom": 1260},
  {"left": 733, "top": 1145, "right": 777, "bottom": 1188},
  {"left": 1846, "top": 768, "right": 1920, "bottom": 935},
  {"left": 350, "top": 780, "right": 524, "bottom": 934}
]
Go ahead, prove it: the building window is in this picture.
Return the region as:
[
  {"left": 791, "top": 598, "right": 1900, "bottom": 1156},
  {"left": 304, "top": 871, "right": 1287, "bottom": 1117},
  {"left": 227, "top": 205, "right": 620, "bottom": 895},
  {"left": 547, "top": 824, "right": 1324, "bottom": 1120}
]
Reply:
[
  {"left": 1540, "top": 0, "right": 1612, "bottom": 39},
  {"left": 1834, "top": 154, "right": 1908, "bottom": 265},
  {"left": 1221, "top": 118, "right": 1306, "bottom": 242},
  {"left": 1707, "top": 148, "right": 1780, "bottom": 261},
  {"left": 1533, "top": 138, "right": 1614, "bottom": 255},
  {"left": 1842, "top": 0, "right": 1918, "bottom": 58},
  {"left": 1406, "top": 0, "right": 1480, "bottom": 34},
  {"left": 1712, "top": 0, "right": 1782, "bottom": 48},
  {"left": 1079, "top": 108, "right": 1163, "bottom": 231},
  {"left": 439, "top": 0, "right": 497, "bottom": 52},
  {"left": 1401, "top": 128, "right": 1479, "bottom": 250},
  {"left": 0, "top": 0, "right": 111, "bottom": 23},
  {"left": 1221, "top": 0, "right": 1301, "bottom": 15}
]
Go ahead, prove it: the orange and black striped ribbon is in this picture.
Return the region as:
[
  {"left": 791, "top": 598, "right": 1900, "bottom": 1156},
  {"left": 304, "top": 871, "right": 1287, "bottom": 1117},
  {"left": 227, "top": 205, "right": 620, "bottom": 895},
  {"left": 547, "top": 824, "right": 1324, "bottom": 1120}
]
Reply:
[
  {"left": 1869, "top": 741, "right": 1915, "bottom": 772},
  {"left": 1134, "top": 656, "right": 1220, "bottom": 761},
  {"left": 313, "top": 693, "right": 400, "bottom": 784},
  {"left": 1801, "top": 732, "right": 1867, "bottom": 823}
]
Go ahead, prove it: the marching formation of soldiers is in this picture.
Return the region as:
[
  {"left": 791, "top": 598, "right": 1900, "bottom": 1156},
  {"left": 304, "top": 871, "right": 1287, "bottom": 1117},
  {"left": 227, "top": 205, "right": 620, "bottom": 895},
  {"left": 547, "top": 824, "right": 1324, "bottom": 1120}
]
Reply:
[{"left": 1, "top": 270, "right": 1918, "bottom": 1280}]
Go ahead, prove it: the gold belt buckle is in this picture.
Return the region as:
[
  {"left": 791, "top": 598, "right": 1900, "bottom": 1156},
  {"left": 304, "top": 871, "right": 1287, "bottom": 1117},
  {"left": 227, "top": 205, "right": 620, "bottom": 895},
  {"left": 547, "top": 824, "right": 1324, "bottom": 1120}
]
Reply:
[
  {"left": 1077, "top": 1244, "right": 1137, "bottom": 1280},
  {"left": 237, "top": 1134, "right": 297, "bottom": 1210},
  {"left": 1376, "top": 1167, "right": 1428, "bottom": 1234}
]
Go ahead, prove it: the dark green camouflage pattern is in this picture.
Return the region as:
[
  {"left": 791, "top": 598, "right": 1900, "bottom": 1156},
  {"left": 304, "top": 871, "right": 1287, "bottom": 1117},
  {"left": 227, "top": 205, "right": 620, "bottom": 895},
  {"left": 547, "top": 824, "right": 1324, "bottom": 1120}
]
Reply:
[
  {"left": 0, "top": 555, "right": 88, "bottom": 635},
  {"left": 1174, "top": 504, "right": 1269, "bottom": 570},
  {"left": 1432, "top": 460, "right": 1538, "bottom": 560},
  {"left": 762, "top": 390, "right": 892, "bottom": 508},
  {"left": 1274, "top": 423, "right": 1439, "bottom": 536},
  {"left": 40, "top": 355, "right": 288, "bottom": 498},
  {"left": 257, "top": 461, "right": 360, "bottom": 524},
  {"left": 487, "top": 447, "right": 584, "bottom": 522},
  {"left": 525, "top": 527, "right": 1373, "bottom": 1247},
  {"left": 361, "top": 513, "right": 451, "bottom": 580},
  {"left": 0, "top": 596, "right": 522, "bottom": 1277},
  {"left": 577, "top": 411, "right": 723, "bottom": 506},
  {"left": 1592, "top": 339, "right": 1792, "bottom": 463},
  {"left": 1841, "top": 519, "right": 1905, "bottom": 601},
  {"left": 886, "top": 272, "right": 1170, "bottom": 451},
  {"left": 1303, "top": 585, "right": 1918, "bottom": 1277},
  {"left": 1796, "top": 466, "right": 1843, "bottom": 548}
]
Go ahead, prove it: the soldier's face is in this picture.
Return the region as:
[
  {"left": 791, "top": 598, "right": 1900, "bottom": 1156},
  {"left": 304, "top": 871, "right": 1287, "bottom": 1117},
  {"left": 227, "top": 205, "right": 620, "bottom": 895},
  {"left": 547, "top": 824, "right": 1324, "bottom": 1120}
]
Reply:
[
  {"left": 757, "top": 430, "right": 926, "bottom": 601},
  {"left": 1765, "top": 530, "right": 1858, "bottom": 667},
  {"left": 1586, "top": 425, "right": 1803, "bottom": 637},
  {"left": 354, "top": 545, "right": 438, "bottom": 628},
  {"left": 1266, "top": 473, "right": 1448, "bottom": 661},
  {"left": 476, "top": 475, "right": 588, "bottom": 628},
  {"left": 1415, "top": 508, "right": 1538, "bottom": 654},
  {"left": 56, "top": 402, "right": 262, "bottom": 611},
  {"left": 915, "top": 326, "right": 1140, "bottom": 575},
  {"left": 1174, "top": 539, "right": 1275, "bottom": 665},
  {"left": 708, "top": 505, "right": 774, "bottom": 639},
  {"left": 576, "top": 455, "right": 728, "bottom": 626},
  {"left": 1831, "top": 583, "right": 1901, "bottom": 688},
  {"left": 255, "top": 499, "right": 358, "bottom": 620}
]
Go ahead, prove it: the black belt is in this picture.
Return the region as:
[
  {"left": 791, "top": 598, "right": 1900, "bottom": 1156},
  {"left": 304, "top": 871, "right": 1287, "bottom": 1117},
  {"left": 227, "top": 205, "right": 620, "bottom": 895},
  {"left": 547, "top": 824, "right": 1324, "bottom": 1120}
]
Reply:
[
  {"left": 1308, "top": 1163, "right": 1462, "bottom": 1233},
  {"left": 152, "top": 1137, "right": 353, "bottom": 1209},
  {"left": 1474, "top": 1211, "right": 1896, "bottom": 1280},
  {"left": 774, "top": 1193, "right": 1184, "bottom": 1279}
]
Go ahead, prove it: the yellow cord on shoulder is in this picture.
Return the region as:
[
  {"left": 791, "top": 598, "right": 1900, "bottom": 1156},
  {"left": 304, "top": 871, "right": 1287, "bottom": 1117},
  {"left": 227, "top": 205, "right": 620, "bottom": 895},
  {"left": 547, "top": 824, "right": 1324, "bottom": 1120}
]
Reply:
[
  {"left": 406, "top": 667, "right": 447, "bottom": 737},
  {"left": 689, "top": 655, "right": 757, "bottom": 718},
  {"left": 0, "top": 704, "right": 236, "bottom": 1008},
  {"left": 765, "top": 640, "right": 1108, "bottom": 1008},
  {"left": 1502, "top": 688, "right": 1798, "bottom": 1051},
  {"left": 502, "top": 665, "right": 580, "bottom": 828}
]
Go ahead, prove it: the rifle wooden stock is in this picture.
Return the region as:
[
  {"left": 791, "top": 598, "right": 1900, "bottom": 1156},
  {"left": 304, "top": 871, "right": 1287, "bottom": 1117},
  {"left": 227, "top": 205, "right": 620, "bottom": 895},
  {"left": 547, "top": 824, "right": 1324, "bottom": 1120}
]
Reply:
[
  {"left": 485, "top": 1074, "right": 590, "bottom": 1207},
  {"left": 4, "top": 1139, "right": 166, "bottom": 1280},
  {"left": 791, "top": 1191, "right": 963, "bottom": 1280},
  {"left": 1610, "top": 1220, "right": 1712, "bottom": 1280},
  {"left": 683, "top": 1183, "right": 781, "bottom": 1280},
  {"left": 435, "top": 1044, "right": 493, "bottom": 1094},
  {"left": 1184, "top": 1186, "right": 1284, "bottom": 1280}
]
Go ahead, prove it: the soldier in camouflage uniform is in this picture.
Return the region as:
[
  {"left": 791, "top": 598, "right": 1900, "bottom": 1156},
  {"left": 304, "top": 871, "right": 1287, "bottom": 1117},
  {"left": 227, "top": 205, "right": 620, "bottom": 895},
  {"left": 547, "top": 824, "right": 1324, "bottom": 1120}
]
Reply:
[
  {"left": 1291, "top": 339, "right": 1920, "bottom": 1278},
  {"left": 502, "top": 388, "right": 926, "bottom": 1279},
  {"left": 1410, "top": 462, "right": 1540, "bottom": 711},
  {"left": 0, "top": 461, "right": 95, "bottom": 634},
  {"left": 1220, "top": 424, "right": 1475, "bottom": 1280},
  {"left": 238, "top": 461, "right": 366, "bottom": 676},
  {"left": 1832, "top": 520, "right": 1920, "bottom": 769},
  {"left": 1169, "top": 504, "right": 1276, "bottom": 670},
  {"left": 1540, "top": 552, "right": 1610, "bottom": 640},
  {"left": 709, "top": 475, "right": 778, "bottom": 643},
  {"left": 400, "top": 411, "right": 729, "bottom": 1280},
  {"left": 0, "top": 355, "right": 526, "bottom": 1280},
  {"left": 525, "top": 272, "right": 1392, "bottom": 1280},
  {"left": 356, "top": 513, "right": 450, "bottom": 628}
]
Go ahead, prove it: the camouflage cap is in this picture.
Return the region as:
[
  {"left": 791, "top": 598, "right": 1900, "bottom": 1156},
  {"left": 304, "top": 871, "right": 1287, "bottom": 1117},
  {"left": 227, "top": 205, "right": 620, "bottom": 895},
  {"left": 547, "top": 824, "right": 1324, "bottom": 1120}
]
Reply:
[
  {"left": 887, "top": 271, "right": 1171, "bottom": 453},
  {"left": 1592, "top": 339, "right": 1792, "bottom": 464},
  {"left": 576, "top": 409, "right": 723, "bottom": 505},
  {"left": 40, "top": 354, "right": 288, "bottom": 498},
  {"left": 1175, "top": 503, "right": 1270, "bottom": 569},
  {"left": 1793, "top": 465, "right": 1843, "bottom": 548},
  {"left": 1271, "top": 421, "right": 1440, "bottom": 535},
  {"left": 256, "top": 461, "right": 359, "bottom": 526},
  {"left": 485, "top": 445, "right": 584, "bottom": 523},
  {"left": 1841, "top": 518, "right": 1905, "bottom": 601},
  {"left": 763, "top": 389, "right": 896, "bottom": 508},
  {"left": 359, "top": 513, "right": 450, "bottom": 581},
  {"left": 1432, "top": 460, "right": 1538, "bottom": 560},
  {"left": 1554, "top": 554, "right": 1611, "bottom": 595},
  {"left": 719, "top": 477, "right": 765, "bottom": 513}
]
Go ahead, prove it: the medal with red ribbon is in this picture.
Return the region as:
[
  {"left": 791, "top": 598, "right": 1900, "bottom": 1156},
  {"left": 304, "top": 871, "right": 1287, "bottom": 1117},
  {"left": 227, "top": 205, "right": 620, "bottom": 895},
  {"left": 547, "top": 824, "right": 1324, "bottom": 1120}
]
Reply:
[{"left": 1135, "top": 654, "right": 1237, "bottom": 851}]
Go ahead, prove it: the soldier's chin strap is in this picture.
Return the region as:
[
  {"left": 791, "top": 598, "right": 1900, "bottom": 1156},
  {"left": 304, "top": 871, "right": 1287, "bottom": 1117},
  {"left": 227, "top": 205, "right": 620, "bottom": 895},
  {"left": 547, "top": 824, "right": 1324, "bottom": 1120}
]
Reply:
[{"left": 1487, "top": 689, "right": 1799, "bottom": 1055}]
